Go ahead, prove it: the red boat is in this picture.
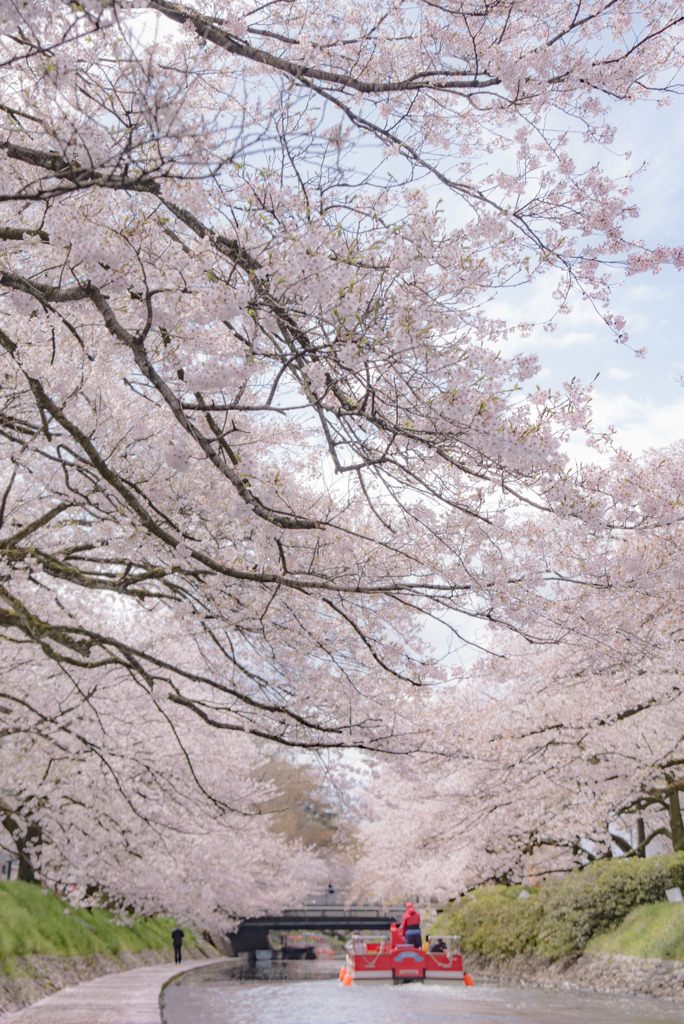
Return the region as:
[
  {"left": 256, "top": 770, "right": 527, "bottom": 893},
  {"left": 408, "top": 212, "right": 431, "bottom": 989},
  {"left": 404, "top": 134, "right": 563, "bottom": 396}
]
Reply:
[{"left": 345, "top": 932, "right": 472, "bottom": 984}]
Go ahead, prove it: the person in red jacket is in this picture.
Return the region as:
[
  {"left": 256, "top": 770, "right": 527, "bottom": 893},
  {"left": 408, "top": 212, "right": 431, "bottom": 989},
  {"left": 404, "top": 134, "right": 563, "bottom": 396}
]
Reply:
[
  {"left": 399, "top": 901, "right": 421, "bottom": 948},
  {"left": 390, "top": 922, "right": 400, "bottom": 949}
]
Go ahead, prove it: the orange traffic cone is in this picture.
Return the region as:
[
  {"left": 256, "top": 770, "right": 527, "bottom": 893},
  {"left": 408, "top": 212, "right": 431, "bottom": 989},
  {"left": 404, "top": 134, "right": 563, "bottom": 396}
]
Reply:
[
  {"left": 464, "top": 973, "right": 474, "bottom": 986},
  {"left": 342, "top": 973, "right": 353, "bottom": 986}
]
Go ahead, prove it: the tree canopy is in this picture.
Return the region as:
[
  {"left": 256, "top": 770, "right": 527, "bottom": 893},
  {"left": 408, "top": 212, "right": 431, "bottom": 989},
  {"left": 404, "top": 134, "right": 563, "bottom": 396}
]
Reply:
[{"left": 2, "top": 0, "right": 684, "bottom": 912}]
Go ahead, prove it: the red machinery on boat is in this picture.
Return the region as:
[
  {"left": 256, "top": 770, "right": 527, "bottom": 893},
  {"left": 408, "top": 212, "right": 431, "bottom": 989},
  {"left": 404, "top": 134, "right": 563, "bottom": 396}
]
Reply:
[{"left": 344, "top": 932, "right": 473, "bottom": 984}]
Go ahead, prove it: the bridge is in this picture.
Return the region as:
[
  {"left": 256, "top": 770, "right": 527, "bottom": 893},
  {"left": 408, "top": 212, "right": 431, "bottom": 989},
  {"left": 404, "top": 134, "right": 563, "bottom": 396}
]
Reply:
[{"left": 227, "top": 893, "right": 406, "bottom": 954}]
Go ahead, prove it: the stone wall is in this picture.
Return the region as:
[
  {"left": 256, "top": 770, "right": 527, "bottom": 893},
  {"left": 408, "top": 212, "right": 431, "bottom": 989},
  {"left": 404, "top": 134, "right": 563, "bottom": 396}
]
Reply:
[
  {"left": 466, "top": 950, "right": 684, "bottom": 1000},
  {"left": 4, "top": 945, "right": 684, "bottom": 1013},
  {"left": 0, "top": 944, "right": 213, "bottom": 1016}
]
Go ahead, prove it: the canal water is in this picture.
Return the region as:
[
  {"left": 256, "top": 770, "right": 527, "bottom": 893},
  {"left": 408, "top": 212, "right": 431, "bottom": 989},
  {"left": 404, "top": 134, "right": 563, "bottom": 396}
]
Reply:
[{"left": 162, "top": 961, "right": 684, "bottom": 1024}]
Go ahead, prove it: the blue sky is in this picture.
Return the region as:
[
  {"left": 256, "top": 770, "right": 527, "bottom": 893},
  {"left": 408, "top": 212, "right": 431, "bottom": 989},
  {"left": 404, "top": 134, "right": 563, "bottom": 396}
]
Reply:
[{"left": 497, "top": 96, "right": 684, "bottom": 460}]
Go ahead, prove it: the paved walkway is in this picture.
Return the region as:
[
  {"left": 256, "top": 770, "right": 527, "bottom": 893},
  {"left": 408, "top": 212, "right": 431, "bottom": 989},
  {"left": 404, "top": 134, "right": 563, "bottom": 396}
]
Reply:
[{"left": 0, "top": 960, "right": 209, "bottom": 1024}]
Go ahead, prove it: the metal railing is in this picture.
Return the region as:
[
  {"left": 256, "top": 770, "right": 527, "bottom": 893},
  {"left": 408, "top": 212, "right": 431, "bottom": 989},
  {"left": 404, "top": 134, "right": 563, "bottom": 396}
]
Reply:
[{"left": 299, "top": 891, "right": 404, "bottom": 916}]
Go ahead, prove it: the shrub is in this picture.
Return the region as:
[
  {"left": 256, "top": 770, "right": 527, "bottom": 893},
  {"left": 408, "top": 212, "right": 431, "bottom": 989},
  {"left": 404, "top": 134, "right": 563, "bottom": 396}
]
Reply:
[
  {"left": 537, "top": 852, "right": 684, "bottom": 958},
  {"left": 432, "top": 852, "right": 684, "bottom": 961},
  {"left": 433, "top": 884, "right": 543, "bottom": 958}
]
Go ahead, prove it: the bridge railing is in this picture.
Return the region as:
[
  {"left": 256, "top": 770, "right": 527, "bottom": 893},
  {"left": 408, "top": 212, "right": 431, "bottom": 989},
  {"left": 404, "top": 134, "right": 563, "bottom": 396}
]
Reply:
[
  {"left": 276, "top": 893, "right": 405, "bottom": 920},
  {"left": 303, "top": 889, "right": 379, "bottom": 908}
]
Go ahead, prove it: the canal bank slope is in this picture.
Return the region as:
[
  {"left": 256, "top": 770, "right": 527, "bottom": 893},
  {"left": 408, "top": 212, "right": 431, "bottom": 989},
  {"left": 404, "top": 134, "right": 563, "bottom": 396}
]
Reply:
[
  {"left": 0, "top": 947, "right": 216, "bottom": 1016},
  {"left": 0, "top": 959, "right": 212, "bottom": 1024},
  {"left": 463, "top": 950, "right": 684, "bottom": 1000},
  {"left": 433, "top": 853, "right": 684, "bottom": 1000},
  {"left": 0, "top": 881, "right": 215, "bottom": 1015}
]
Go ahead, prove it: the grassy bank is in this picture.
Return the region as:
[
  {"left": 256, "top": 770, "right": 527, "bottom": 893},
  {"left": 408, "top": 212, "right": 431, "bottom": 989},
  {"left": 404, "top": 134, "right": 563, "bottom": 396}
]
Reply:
[
  {"left": 589, "top": 900, "right": 684, "bottom": 959},
  {"left": 432, "top": 852, "right": 684, "bottom": 961},
  {"left": 0, "top": 880, "right": 190, "bottom": 966}
]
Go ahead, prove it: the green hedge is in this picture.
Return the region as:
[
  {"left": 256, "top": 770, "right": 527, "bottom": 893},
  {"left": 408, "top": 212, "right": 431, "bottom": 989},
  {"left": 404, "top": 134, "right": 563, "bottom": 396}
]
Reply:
[
  {"left": 538, "top": 853, "right": 684, "bottom": 958},
  {"left": 432, "top": 852, "right": 684, "bottom": 960},
  {"left": 431, "top": 884, "right": 543, "bottom": 959}
]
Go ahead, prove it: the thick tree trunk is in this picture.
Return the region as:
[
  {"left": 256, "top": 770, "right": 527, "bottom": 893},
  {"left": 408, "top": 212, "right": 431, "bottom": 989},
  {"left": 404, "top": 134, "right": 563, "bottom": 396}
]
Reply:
[
  {"left": 668, "top": 790, "right": 684, "bottom": 852},
  {"left": 2, "top": 814, "right": 41, "bottom": 883},
  {"left": 15, "top": 825, "right": 41, "bottom": 882},
  {"left": 637, "top": 817, "right": 646, "bottom": 857}
]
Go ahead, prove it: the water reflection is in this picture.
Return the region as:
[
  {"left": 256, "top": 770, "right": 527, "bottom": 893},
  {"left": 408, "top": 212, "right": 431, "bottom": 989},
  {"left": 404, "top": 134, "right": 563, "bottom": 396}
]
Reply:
[
  {"left": 199, "top": 959, "right": 339, "bottom": 984},
  {"left": 162, "top": 961, "right": 684, "bottom": 1024}
]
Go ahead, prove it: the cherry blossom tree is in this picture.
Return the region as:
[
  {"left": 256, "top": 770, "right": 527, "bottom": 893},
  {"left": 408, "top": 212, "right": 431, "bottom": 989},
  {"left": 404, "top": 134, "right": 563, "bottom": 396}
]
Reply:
[
  {"left": 0, "top": 656, "right": 327, "bottom": 919},
  {"left": 2, "top": 0, "right": 684, "bottom": 903},
  {"left": 354, "top": 464, "right": 684, "bottom": 898}
]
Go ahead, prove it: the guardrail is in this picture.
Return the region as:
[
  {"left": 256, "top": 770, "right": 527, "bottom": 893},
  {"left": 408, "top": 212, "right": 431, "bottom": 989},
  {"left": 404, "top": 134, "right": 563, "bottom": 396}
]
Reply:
[{"left": 300, "top": 891, "right": 405, "bottom": 915}]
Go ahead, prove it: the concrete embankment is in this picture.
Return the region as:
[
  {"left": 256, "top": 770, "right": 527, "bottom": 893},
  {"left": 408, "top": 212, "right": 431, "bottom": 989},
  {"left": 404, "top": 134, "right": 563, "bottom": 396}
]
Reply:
[
  {"left": 0, "top": 946, "right": 212, "bottom": 1016},
  {"left": 466, "top": 950, "right": 684, "bottom": 1000},
  {"left": 0, "top": 960, "right": 211, "bottom": 1024}
]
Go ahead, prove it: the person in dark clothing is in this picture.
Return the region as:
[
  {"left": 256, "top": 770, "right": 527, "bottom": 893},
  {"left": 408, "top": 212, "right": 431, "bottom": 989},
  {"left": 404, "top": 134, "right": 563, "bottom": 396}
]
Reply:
[
  {"left": 171, "top": 927, "right": 184, "bottom": 963},
  {"left": 399, "top": 901, "right": 421, "bottom": 949},
  {"left": 430, "top": 937, "right": 447, "bottom": 953}
]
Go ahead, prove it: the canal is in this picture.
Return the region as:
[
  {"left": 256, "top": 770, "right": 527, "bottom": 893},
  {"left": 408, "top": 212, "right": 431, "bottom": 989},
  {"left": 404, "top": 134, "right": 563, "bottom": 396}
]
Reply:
[{"left": 162, "top": 961, "right": 684, "bottom": 1023}]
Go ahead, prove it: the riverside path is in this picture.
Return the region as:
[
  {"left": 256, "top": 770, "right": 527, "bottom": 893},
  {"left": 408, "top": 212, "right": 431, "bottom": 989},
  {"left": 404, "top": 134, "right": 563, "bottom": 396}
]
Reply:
[{"left": 0, "top": 960, "right": 212, "bottom": 1024}]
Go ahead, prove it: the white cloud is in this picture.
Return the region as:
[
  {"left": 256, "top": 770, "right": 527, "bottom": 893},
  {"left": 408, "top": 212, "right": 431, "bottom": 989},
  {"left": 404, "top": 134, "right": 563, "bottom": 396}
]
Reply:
[
  {"left": 606, "top": 367, "right": 634, "bottom": 381},
  {"left": 590, "top": 392, "right": 684, "bottom": 454}
]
